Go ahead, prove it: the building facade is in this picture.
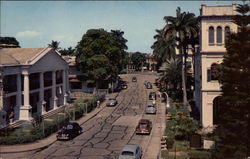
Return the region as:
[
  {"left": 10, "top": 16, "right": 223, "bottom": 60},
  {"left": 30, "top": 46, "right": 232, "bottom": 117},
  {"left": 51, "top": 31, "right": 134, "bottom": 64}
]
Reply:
[
  {"left": 195, "top": 4, "right": 237, "bottom": 130},
  {"left": 0, "top": 47, "right": 69, "bottom": 127}
]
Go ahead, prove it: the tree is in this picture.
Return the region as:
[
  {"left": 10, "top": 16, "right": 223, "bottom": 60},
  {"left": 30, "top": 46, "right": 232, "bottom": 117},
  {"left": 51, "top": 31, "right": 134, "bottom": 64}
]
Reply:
[
  {"left": 163, "top": 7, "right": 198, "bottom": 108},
  {"left": 159, "top": 57, "right": 182, "bottom": 101},
  {"left": 48, "top": 40, "right": 61, "bottom": 50},
  {"left": 151, "top": 29, "right": 176, "bottom": 67},
  {"left": 0, "top": 37, "right": 20, "bottom": 48},
  {"left": 213, "top": 2, "right": 250, "bottom": 159},
  {"left": 59, "top": 46, "right": 75, "bottom": 56},
  {"left": 130, "top": 52, "right": 146, "bottom": 71},
  {"left": 75, "top": 29, "right": 127, "bottom": 88}
]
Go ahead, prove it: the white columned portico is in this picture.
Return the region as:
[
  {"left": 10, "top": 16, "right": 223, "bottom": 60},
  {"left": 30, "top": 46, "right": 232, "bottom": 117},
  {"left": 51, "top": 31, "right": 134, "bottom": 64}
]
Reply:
[
  {"left": 51, "top": 70, "right": 58, "bottom": 109},
  {"left": 15, "top": 73, "right": 22, "bottom": 120},
  {"left": 38, "top": 72, "right": 46, "bottom": 115},
  {"left": 62, "top": 70, "right": 68, "bottom": 105},
  {"left": 19, "top": 69, "right": 32, "bottom": 121}
]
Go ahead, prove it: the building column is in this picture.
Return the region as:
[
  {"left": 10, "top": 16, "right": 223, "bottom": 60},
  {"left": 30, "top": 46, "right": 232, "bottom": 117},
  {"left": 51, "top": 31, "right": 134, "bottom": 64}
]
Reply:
[
  {"left": 51, "top": 71, "right": 58, "bottom": 110},
  {"left": 19, "top": 69, "right": 32, "bottom": 121},
  {"left": 62, "top": 70, "right": 67, "bottom": 105},
  {"left": 65, "top": 69, "right": 70, "bottom": 101},
  {"left": 15, "top": 74, "right": 22, "bottom": 120},
  {"left": 38, "top": 72, "right": 46, "bottom": 115}
]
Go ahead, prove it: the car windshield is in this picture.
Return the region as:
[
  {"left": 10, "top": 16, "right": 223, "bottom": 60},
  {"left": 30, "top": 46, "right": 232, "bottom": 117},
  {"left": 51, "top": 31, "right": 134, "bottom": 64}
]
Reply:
[
  {"left": 66, "top": 125, "right": 73, "bottom": 129},
  {"left": 121, "top": 151, "right": 134, "bottom": 156},
  {"left": 148, "top": 105, "right": 154, "bottom": 107},
  {"left": 109, "top": 98, "right": 115, "bottom": 101}
]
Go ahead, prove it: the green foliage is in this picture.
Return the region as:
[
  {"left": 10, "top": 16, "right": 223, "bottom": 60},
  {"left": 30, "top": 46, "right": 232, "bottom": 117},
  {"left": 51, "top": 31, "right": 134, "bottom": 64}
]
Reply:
[
  {"left": 0, "top": 37, "right": 20, "bottom": 47},
  {"left": 188, "top": 150, "right": 211, "bottom": 159},
  {"left": 59, "top": 46, "right": 75, "bottom": 56},
  {"left": 75, "top": 29, "right": 128, "bottom": 85},
  {"left": 213, "top": 2, "right": 250, "bottom": 159},
  {"left": 158, "top": 57, "right": 182, "bottom": 101},
  {"left": 151, "top": 29, "right": 176, "bottom": 66},
  {"left": 130, "top": 52, "right": 146, "bottom": 71},
  {"left": 48, "top": 40, "right": 61, "bottom": 50}
]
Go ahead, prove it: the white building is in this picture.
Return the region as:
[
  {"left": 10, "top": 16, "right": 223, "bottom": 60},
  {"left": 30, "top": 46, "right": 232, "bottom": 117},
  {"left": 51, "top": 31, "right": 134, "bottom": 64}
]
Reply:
[
  {"left": 0, "top": 47, "right": 69, "bottom": 127},
  {"left": 195, "top": 4, "right": 237, "bottom": 130}
]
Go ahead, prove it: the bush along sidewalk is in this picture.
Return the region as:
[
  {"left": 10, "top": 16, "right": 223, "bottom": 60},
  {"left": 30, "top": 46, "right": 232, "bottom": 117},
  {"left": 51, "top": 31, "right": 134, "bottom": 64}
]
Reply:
[
  {"left": 161, "top": 100, "right": 212, "bottom": 159},
  {"left": 0, "top": 94, "right": 105, "bottom": 145}
]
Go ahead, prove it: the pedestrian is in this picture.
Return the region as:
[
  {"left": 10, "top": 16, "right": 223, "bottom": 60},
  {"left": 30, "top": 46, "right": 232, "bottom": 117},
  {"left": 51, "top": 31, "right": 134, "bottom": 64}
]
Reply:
[{"left": 97, "top": 100, "right": 100, "bottom": 108}]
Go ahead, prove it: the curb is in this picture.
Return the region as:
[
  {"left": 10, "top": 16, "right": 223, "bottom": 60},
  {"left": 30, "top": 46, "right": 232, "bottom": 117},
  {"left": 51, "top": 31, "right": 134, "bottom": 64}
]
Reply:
[{"left": 0, "top": 93, "right": 118, "bottom": 154}]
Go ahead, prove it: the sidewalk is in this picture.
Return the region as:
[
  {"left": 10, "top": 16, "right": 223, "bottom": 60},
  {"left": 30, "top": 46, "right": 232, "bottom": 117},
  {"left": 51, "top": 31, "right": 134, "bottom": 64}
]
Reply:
[
  {"left": 143, "top": 100, "right": 166, "bottom": 159},
  {"left": 0, "top": 92, "right": 119, "bottom": 154}
]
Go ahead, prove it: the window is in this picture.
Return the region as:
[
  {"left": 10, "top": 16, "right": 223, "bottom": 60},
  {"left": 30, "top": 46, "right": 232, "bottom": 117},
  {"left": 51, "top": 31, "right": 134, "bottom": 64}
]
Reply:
[
  {"left": 71, "top": 82, "right": 82, "bottom": 89},
  {"left": 209, "top": 26, "right": 215, "bottom": 44},
  {"left": 217, "top": 26, "right": 222, "bottom": 44},
  {"left": 207, "top": 63, "right": 220, "bottom": 81},
  {"left": 211, "top": 63, "right": 219, "bottom": 80},
  {"left": 29, "top": 73, "right": 40, "bottom": 90},
  {"left": 213, "top": 96, "right": 223, "bottom": 125},
  {"left": 224, "top": 26, "right": 230, "bottom": 42},
  {"left": 44, "top": 72, "right": 52, "bottom": 87},
  {"left": 56, "top": 70, "right": 63, "bottom": 84},
  {"left": 3, "top": 75, "right": 17, "bottom": 93}
]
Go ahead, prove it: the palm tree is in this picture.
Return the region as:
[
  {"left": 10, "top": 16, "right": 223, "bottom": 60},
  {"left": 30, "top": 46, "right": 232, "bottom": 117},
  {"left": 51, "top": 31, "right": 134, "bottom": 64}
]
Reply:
[
  {"left": 151, "top": 29, "right": 176, "bottom": 67},
  {"left": 48, "top": 40, "right": 61, "bottom": 50},
  {"left": 159, "top": 57, "right": 182, "bottom": 100},
  {"left": 163, "top": 7, "right": 198, "bottom": 109}
]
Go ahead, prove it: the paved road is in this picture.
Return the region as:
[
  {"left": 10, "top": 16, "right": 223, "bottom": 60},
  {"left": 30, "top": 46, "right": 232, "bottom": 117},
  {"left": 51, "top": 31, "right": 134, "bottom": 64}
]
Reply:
[{"left": 4, "top": 73, "right": 164, "bottom": 159}]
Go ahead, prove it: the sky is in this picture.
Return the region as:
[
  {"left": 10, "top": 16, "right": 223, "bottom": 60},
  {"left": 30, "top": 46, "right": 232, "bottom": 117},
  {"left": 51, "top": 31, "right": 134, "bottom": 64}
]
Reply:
[{"left": 0, "top": 1, "right": 239, "bottom": 53}]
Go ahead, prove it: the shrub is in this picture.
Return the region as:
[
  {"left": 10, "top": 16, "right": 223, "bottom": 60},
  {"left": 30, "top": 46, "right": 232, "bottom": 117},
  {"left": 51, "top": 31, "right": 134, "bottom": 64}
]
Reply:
[{"left": 188, "top": 150, "right": 211, "bottom": 159}]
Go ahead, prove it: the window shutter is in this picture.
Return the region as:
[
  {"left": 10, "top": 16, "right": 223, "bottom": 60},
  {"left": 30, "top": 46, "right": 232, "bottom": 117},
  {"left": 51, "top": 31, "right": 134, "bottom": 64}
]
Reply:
[{"left": 207, "top": 69, "right": 211, "bottom": 82}]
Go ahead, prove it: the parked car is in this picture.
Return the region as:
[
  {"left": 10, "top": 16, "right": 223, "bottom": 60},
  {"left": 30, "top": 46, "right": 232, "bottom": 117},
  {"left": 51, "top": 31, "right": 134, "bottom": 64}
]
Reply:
[
  {"left": 145, "top": 104, "right": 157, "bottom": 114},
  {"left": 132, "top": 77, "right": 137, "bottom": 82},
  {"left": 135, "top": 119, "right": 152, "bottom": 135},
  {"left": 106, "top": 98, "right": 118, "bottom": 106},
  {"left": 121, "top": 83, "right": 128, "bottom": 89},
  {"left": 149, "top": 92, "right": 156, "bottom": 100},
  {"left": 57, "top": 122, "right": 82, "bottom": 140},
  {"left": 118, "top": 144, "right": 143, "bottom": 159},
  {"left": 146, "top": 82, "right": 152, "bottom": 89}
]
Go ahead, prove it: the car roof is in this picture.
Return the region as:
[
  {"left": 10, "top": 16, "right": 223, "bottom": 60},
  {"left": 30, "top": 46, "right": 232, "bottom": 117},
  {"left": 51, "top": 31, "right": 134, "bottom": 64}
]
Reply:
[
  {"left": 122, "top": 144, "right": 140, "bottom": 153},
  {"left": 139, "top": 119, "right": 150, "bottom": 123}
]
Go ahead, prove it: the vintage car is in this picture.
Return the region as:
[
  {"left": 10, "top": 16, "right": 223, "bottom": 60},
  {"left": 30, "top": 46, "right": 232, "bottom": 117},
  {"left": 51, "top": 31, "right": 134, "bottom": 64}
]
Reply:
[
  {"left": 149, "top": 92, "right": 156, "bottom": 100},
  {"left": 57, "top": 122, "right": 82, "bottom": 140},
  {"left": 145, "top": 104, "right": 157, "bottom": 114},
  {"left": 118, "top": 144, "right": 143, "bottom": 159},
  {"left": 106, "top": 98, "right": 118, "bottom": 106},
  {"left": 135, "top": 119, "right": 152, "bottom": 135}
]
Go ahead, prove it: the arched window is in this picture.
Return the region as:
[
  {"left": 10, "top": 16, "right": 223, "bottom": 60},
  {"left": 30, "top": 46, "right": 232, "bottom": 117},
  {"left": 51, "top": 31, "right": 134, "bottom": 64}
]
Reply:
[
  {"left": 224, "top": 26, "right": 230, "bottom": 42},
  {"left": 211, "top": 63, "right": 219, "bottom": 80},
  {"left": 209, "top": 26, "right": 215, "bottom": 44},
  {"left": 217, "top": 26, "right": 222, "bottom": 44},
  {"left": 213, "top": 96, "right": 223, "bottom": 125}
]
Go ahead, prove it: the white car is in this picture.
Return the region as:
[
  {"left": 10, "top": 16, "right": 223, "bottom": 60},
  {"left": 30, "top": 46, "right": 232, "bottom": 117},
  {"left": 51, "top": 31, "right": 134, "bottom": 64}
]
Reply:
[
  {"left": 118, "top": 144, "right": 143, "bottom": 159},
  {"left": 145, "top": 104, "right": 157, "bottom": 114}
]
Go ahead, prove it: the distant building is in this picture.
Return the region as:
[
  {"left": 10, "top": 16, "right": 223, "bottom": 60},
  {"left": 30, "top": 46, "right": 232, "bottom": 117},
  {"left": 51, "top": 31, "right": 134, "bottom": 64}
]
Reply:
[
  {"left": 0, "top": 47, "right": 69, "bottom": 127},
  {"left": 62, "top": 56, "right": 96, "bottom": 96},
  {"left": 195, "top": 4, "right": 237, "bottom": 131},
  {"left": 144, "top": 53, "right": 157, "bottom": 71}
]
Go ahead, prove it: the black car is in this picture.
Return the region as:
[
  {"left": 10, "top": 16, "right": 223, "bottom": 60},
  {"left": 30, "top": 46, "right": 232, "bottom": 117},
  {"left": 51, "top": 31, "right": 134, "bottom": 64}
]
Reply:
[
  {"left": 57, "top": 122, "right": 82, "bottom": 140},
  {"left": 132, "top": 77, "right": 137, "bottom": 82},
  {"left": 146, "top": 82, "right": 153, "bottom": 89},
  {"left": 149, "top": 92, "right": 156, "bottom": 100}
]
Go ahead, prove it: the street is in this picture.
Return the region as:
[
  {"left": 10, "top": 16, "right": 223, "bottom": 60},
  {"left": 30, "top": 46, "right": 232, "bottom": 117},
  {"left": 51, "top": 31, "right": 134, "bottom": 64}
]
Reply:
[{"left": 2, "top": 73, "right": 165, "bottom": 159}]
